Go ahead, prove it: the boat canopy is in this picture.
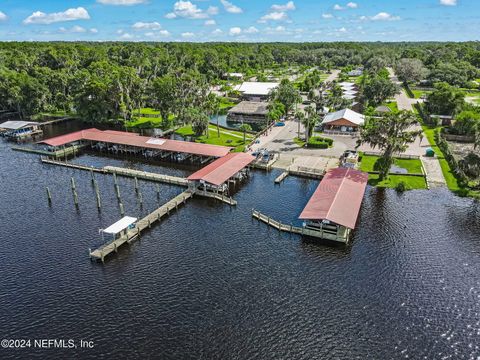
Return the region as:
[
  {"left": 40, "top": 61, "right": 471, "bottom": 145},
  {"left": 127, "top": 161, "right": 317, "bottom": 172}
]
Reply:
[{"left": 102, "top": 216, "right": 137, "bottom": 235}]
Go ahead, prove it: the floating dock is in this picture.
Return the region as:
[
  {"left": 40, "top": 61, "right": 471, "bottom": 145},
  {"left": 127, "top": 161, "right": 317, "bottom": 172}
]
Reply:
[
  {"left": 274, "top": 170, "right": 289, "bottom": 183},
  {"left": 89, "top": 191, "right": 193, "bottom": 261}
]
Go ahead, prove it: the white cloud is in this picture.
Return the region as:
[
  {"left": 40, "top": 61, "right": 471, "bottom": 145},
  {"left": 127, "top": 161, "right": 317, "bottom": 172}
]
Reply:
[
  {"left": 132, "top": 21, "right": 162, "bottom": 30},
  {"left": 181, "top": 32, "right": 195, "bottom": 38},
  {"left": 259, "top": 11, "right": 288, "bottom": 23},
  {"left": 145, "top": 29, "right": 171, "bottom": 37},
  {"left": 338, "top": 27, "right": 347, "bottom": 32},
  {"left": 204, "top": 19, "right": 216, "bottom": 26},
  {"left": 334, "top": 2, "right": 357, "bottom": 10},
  {"left": 229, "top": 27, "right": 242, "bottom": 35},
  {"left": 90, "top": 28, "right": 99, "bottom": 34},
  {"left": 271, "top": 1, "right": 295, "bottom": 11},
  {"left": 220, "top": 0, "right": 243, "bottom": 14},
  {"left": 244, "top": 26, "right": 259, "bottom": 33},
  {"left": 23, "top": 7, "right": 90, "bottom": 25},
  {"left": 212, "top": 28, "right": 223, "bottom": 35},
  {"left": 166, "top": 1, "right": 214, "bottom": 19},
  {"left": 367, "top": 12, "right": 401, "bottom": 21},
  {"left": 0, "top": 11, "right": 7, "bottom": 21},
  {"left": 97, "top": 0, "right": 147, "bottom": 5},
  {"left": 120, "top": 32, "right": 134, "bottom": 39},
  {"left": 322, "top": 13, "right": 333, "bottom": 19},
  {"left": 440, "top": 0, "right": 457, "bottom": 5}
]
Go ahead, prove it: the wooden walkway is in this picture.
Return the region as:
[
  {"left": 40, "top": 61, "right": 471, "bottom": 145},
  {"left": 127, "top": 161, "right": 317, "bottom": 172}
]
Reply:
[
  {"left": 90, "top": 191, "right": 193, "bottom": 261},
  {"left": 14, "top": 144, "right": 85, "bottom": 158},
  {"left": 41, "top": 158, "right": 188, "bottom": 187},
  {"left": 195, "top": 190, "right": 237, "bottom": 206},
  {"left": 252, "top": 209, "right": 349, "bottom": 243}
]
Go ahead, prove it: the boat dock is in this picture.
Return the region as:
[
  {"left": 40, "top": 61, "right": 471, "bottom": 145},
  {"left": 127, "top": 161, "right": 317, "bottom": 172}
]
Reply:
[
  {"left": 90, "top": 191, "right": 193, "bottom": 261},
  {"left": 274, "top": 170, "right": 289, "bottom": 183},
  {"left": 41, "top": 158, "right": 188, "bottom": 187},
  {"left": 14, "top": 144, "right": 85, "bottom": 158},
  {"left": 252, "top": 209, "right": 350, "bottom": 243}
]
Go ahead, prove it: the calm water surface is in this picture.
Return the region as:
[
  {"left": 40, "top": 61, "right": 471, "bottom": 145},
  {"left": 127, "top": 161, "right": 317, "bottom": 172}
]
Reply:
[{"left": 0, "top": 125, "right": 479, "bottom": 359}]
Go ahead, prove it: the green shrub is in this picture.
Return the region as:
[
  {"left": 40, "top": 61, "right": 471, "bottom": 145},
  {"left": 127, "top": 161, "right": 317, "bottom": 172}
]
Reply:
[
  {"left": 395, "top": 181, "right": 406, "bottom": 192},
  {"left": 307, "top": 136, "right": 333, "bottom": 148}
]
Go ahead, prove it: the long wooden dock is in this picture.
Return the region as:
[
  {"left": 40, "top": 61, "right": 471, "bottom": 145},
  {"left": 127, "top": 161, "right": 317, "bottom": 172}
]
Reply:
[
  {"left": 89, "top": 191, "right": 193, "bottom": 261},
  {"left": 13, "top": 144, "right": 85, "bottom": 158},
  {"left": 104, "top": 166, "right": 188, "bottom": 187},
  {"left": 195, "top": 190, "right": 237, "bottom": 205},
  {"left": 41, "top": 158, "right": 187, "bottom": 186},
  {"left": 252, "top": 209, "right": 349, "bottom": 243}
]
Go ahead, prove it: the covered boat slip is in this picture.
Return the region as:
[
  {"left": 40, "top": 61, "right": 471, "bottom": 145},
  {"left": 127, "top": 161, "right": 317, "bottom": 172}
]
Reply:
[
  {"left": 187, "top": 152, "right": 255, "bottom": 194},
  {"left": 299, "top": 167, "right": 368, "bottom": 242},
  {"left": 39, "top": 128, "right": 231, "bottom": 162},
  {"left": 0, "top": 121, "right": 43, "bottom": 140}
]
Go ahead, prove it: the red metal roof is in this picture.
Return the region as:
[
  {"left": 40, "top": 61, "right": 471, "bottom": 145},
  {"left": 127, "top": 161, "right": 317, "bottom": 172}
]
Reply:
[
  {"left": 187, "top": 152, "right": 255, "bottom": 186},
  {"left": 40, "top": 128, "right": 231, "bottom": 158},
  {"left": 299, "top": 167, "right": 368, "bottom": 229}
]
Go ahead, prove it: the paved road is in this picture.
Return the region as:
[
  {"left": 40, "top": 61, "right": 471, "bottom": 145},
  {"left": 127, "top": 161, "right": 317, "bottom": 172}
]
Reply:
[
  {"left": 326, "top": 69, "right": 340, "bottom": 82},
  {"left": 387, "top": 67, "right": 424, "bottom": 111}
]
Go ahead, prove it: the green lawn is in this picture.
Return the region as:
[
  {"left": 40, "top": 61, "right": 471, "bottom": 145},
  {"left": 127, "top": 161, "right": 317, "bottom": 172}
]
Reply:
[
  {"left": 367, "top": 174, "right": 428, "bottom": 190},
  {"left": 411, "top": 89, "right": 432, "bottom": 99},
  {"left": 135, "top": 107, "right": 161, "bottom": 116},
  {"left": 176, "top": 124, "right": 254, "bottom": 152},
  {"left": 359, "top": 154, "right": 423, "bottom": 174},
  {"left": 293, "top": 137, "right": 306, "bottom": 147},
  {"left": 359, "top": 154, "right": 426, "bottom": 190},
  {"left": 386, "top": 101, "right": 398, "bottom": 112}
]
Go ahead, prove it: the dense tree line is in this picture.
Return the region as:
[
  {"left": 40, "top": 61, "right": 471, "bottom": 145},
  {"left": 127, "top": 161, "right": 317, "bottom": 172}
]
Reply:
[{"left": 0, "top": 41, "right": 479, "bottom": 122}]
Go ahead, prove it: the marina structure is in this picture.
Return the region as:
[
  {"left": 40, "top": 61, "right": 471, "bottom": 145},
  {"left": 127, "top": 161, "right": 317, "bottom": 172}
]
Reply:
[
  {"left": 40, "top": 128, "right": 231, "bottom": 163},
  {"left": 0, "top": 121, "right": 43, "bottom": 140},
  {"left": 187, "top": 152, "right": 255, "bottom": 194},
  {"left": 254, "top": 167, "right": 368, "bottom": 243}
]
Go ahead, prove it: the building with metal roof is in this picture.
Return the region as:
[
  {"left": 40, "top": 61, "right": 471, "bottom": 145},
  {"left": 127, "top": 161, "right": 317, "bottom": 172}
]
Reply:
[
  {"left": 234, "top": 82, "right": 279, "bottom": 100},
  {"left": 0, "top": 121, "right": 42, "bottom": 140},
  {"left": 321, "top": 108, "right": 365, "bottom": 133},
  {"left": 299, "top": 167, "right": 368, "bottom": 237},
  {"left": 187, "top": 152, "right": 254, "bottom": 192},
  {"left": 40, "top": 128, "right": 232, "bottom": 159}
]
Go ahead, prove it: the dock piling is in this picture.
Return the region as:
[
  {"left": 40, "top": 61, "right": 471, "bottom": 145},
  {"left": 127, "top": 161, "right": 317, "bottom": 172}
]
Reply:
[
  {"left": 119, "top": 203, "right": 125, "bottom": 216},
  {"left": 71, "top": 177, "right": 76, "bottom": 190},
  {"left": 46, "top": 187, "right": 52, "bottom": 204}
]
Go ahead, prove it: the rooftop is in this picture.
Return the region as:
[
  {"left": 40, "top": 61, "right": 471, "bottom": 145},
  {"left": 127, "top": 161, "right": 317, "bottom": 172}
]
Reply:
[
  {"left": 299, "top": 168, "right": 368, "bottom": 229},
  {"left": 40, "top": 128, "right": 232, "bottom": 158},
  {"left": 228, "top": 101, "right": 269, "bottom": 115},
  {"left": 187, "top": 152, "right": 255, "bottom": 186},
  {"left": 235, "top": 82, "right": 279, "bottom": 96},
  {"left": 322, "top": 108, "right": 365, "bottom": 126},
  {"left": 0, "top": 121, "right": 40, "bottom": 130},
  {"left": 102, "top": 216, "right": 137, "bottom": 235}
]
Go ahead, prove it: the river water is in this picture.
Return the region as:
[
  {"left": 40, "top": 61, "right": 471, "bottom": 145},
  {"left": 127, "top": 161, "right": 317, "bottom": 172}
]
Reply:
[{"left": 0, "top": 123, "right": 479, "bottom": 359}]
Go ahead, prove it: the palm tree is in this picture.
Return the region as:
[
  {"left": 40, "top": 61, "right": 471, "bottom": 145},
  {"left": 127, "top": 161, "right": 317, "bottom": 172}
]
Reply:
[
  {"left": 356, "top": 111, "right": 422, "bottom": 180},
  {"left": 302, "top": 106, "right": 319, "bottom": 141},
  {"left": 239, "top": 123, "right": 252, "bottom": 144},
  {"left": 295, "top": 111, "right": 305, "bottom": 139}
]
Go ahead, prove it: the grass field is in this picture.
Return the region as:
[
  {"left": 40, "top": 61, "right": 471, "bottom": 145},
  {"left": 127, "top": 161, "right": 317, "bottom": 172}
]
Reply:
[
  {"left": 411, "top": 89, "right": 432, "bottom": 99},
  {"left": 359, "top": 154, "right": 426, "bottom": 190},
  {"left": 359, "top": 154, "right": 423, "bottom": 174},
  {"left": 175, "top": 124, "right": 254, "bottom": 152},
  {"left": 367, "top": 174, "right": 427, "bottom": 190},
  {"left": 385, "top": 101, "right": 399, "bottom": 112}
]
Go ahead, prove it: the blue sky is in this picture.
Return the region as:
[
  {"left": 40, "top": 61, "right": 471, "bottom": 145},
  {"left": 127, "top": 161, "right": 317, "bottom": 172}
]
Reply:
[{"left": 0, "top": 0, "right": 478, "bottom": 42}]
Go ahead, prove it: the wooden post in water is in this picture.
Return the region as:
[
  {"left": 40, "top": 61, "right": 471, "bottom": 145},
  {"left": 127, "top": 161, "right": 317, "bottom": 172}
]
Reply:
[
  {"left": 156, "top": 184, "right": 160, "bottom": 199},
  {"left": 138, "top": 191, "right": 143, "bottom": 206},
  {"left": 46, "top": 187, "right": 52, "bottom": 204},
  {"left": 119, "top": 203, "right": 125, "bottom": 216},
  {"left": 113, "top": 173, "right": 117, "bottom": 185},
  {"left": 95, "top": 186, "right": 101, "bottom": 210},
  {"left": 73, "top": 190, "right": 79, "bottom": 207},
  {"left": 90, "top": 169, "right": 95, "bottom": 184},
  {"left": 134, "top": 177, "right": 139, "bottom": 193},
  {"left": 115, "top": 184, "right": 121, "bottom": 200},
  {"left": 71, "top": 177, "right": 76, "bottom": 190}
]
